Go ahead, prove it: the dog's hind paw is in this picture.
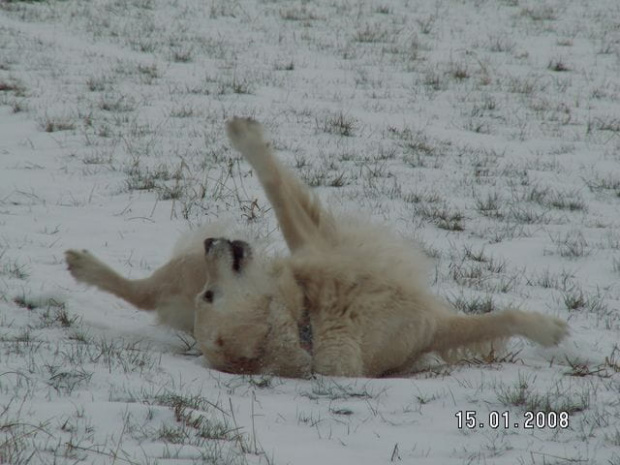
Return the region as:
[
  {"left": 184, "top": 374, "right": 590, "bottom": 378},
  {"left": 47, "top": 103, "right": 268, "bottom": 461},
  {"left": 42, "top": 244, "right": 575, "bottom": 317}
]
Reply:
[{"left": 226, "top": 117, "right": 268, "bottom": 158}]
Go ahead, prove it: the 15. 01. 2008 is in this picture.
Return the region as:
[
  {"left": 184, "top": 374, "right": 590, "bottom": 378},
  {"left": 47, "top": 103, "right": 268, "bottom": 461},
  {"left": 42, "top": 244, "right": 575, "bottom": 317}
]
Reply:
[{"left": 455, "top": 410, "right": 569, "bottom": 429}]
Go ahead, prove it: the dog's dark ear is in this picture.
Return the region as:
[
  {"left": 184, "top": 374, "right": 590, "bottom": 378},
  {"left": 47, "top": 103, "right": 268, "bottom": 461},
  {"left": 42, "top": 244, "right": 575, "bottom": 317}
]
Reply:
[
  {"left": 230, "top": 240, "right": 250, "bottom": 258},
  {"left": 230, "top": 240, "right": 252, "bottom": 272},
  {"left": 204, "top": 238, "right": 215, "bottom": 254}
]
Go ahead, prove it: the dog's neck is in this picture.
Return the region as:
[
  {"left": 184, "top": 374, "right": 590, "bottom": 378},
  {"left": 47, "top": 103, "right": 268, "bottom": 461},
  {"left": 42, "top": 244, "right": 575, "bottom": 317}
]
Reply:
[{"left": 298, "top": 307, "right": 313, "bottom": 354}]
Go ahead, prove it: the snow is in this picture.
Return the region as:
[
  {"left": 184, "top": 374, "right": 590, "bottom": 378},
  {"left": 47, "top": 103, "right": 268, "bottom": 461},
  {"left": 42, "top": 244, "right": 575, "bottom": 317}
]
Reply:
[{"left": 1, "top": 0, "right": 619, "bottom": 463}]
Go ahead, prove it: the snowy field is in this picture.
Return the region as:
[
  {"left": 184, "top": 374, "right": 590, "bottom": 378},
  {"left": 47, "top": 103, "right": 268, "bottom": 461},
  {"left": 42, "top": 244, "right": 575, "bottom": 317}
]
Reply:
[{"left": 1, "top": 0, "right": 620, "bottom": 463}]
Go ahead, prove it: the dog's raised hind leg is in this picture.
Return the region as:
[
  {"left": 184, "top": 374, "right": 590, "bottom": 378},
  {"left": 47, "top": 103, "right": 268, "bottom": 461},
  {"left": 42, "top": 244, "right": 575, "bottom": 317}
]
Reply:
[{"left": 226, "top": 117, "right": 334, "bottom": 252}]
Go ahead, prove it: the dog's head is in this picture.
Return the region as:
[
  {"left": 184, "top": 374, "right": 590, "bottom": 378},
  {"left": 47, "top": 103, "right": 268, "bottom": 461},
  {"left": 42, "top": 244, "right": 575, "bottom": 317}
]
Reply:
[{"left": 193, "top": 237, "right": 270, "bottom": 374}]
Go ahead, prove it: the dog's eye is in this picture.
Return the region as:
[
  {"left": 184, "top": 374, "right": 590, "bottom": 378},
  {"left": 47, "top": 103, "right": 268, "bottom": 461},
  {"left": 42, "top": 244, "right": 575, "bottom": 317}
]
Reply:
[{"left": 203, "top": 290, "right": 214, "bottom": 303}]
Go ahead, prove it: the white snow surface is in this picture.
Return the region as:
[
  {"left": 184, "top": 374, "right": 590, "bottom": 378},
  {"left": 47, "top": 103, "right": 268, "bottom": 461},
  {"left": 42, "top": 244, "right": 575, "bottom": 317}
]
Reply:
[{"left": 1, "top": 0, "right": 619, "bottom": 464}]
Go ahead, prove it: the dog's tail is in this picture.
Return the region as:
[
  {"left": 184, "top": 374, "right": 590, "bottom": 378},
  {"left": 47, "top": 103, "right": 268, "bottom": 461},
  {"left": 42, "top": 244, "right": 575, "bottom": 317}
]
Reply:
[{"left": 428, "top": 309, "right": 568, "bottom": 363}]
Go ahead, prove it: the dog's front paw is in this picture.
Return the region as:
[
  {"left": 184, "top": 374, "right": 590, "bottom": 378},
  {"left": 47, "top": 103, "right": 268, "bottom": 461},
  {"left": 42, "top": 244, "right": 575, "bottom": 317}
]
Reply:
[
  {"left": 64, "top": 249, "right": 106, "bottom": 286},
  {"left": 524, "top": 313, "right": 569, "bottom": 347},
  {"left": 226, "top": 117, "right": 267, "bottom": 157},
  {"left": 65, "top": 249, "right": 91, "bottom": 272}
]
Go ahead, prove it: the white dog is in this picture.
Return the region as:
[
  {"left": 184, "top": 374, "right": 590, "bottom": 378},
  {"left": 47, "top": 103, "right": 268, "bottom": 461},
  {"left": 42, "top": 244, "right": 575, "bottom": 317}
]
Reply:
[{"left": 66, "top": 118, "right": 568, "bottom": 378}]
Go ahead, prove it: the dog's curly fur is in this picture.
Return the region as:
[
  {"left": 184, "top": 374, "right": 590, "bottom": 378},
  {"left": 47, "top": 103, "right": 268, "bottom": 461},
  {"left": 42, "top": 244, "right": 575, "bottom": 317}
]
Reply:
[{"left": 65, "top": 118, "right": 568, "bottom": 378}]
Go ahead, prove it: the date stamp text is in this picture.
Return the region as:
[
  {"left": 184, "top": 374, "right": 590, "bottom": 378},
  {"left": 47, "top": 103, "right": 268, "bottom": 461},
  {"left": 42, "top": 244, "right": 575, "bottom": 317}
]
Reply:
[{"left": 455, "top": 410, "right": 569, "bottom": 430}]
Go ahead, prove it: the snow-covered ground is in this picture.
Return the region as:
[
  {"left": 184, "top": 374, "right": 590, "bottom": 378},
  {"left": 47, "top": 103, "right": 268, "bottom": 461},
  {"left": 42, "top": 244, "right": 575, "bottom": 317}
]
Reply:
[{"left": 1, "top": 0, "right": 619, "bottom": 463}]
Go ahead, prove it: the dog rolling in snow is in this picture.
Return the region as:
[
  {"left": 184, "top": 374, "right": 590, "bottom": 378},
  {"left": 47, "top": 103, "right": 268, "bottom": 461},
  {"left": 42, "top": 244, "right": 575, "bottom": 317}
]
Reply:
[{"left": 65, "top": 117, "right": 568, "bottom": 378}]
